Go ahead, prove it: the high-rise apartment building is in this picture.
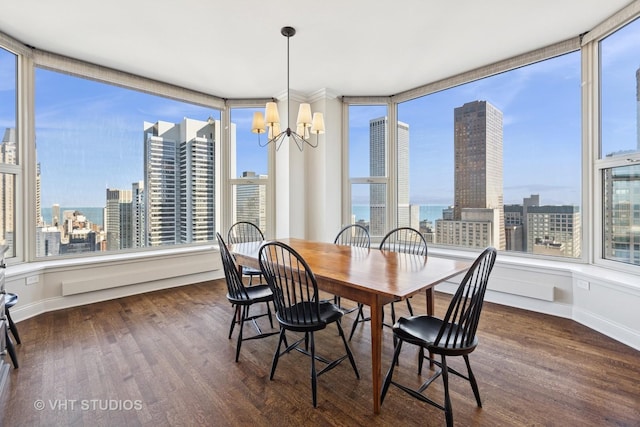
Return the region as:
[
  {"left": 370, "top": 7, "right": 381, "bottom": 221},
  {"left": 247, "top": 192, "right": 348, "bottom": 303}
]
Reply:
[
  {"left": 603, "top": 167, "right": 640, "bottom": 264},
  {"left": 235, "top": 171, "right": 267, "bottom": 231},
  {"left": 143, "top": 118, "right": 218, "bottom": 246},
  {"left": 637, "top": 67, "right": 640, "bottom": 150},
  {"left": 369, "top": 117, "right": 409, "bottom": 236},
  {"left": 0, "top": 128, "right": 16, "bottom": 249},
  {"left": 131, "top": 181, "right": 145, "bottom": 248},
  {"left": 105, "top": 188, "right": 133, "bottom": 251},
  {"left": 439, "top": 100, "right": 505, "bottom": 249},
  {"left": 527, "top": 205, "right": 581, "bottom": 258}
]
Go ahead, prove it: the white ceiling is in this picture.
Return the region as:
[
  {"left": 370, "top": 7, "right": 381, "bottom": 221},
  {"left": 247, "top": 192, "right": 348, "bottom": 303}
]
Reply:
[{"left": 0, "top": 0, "right": 633, "bottom": 99}]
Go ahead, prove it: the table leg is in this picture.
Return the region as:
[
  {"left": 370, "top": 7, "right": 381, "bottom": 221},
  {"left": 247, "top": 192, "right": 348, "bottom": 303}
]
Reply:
[
  {"left": 426, "top": 287, "right": 434, "bottom": 315},
  {"left": 426, "top": 287, "right": 435, "bottom": 365},
  {"left": 370, "top": 297, "right": 383, "bottom": 414}
]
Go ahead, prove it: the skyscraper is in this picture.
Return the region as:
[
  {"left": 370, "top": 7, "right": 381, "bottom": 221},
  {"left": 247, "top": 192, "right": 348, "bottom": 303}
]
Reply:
[
  {"left": 369, "top": 117, "right": 409, "bottom": 236},
  {"left": 131, "top": 181, "right": 145, "bottom": 248},
  {"left": 105, "top": 188, "right": 133, "bottom": 251},
  {"left": 0, "top": 128, "right": 16, "bottom": 248},
  {"left": 636, "top": 67, "right": 640, "bottom": 150},
  {"left": 235, "top": 171, "right": 267, "bottom": 231},
  {"left": 438, "top": 100, "right": 505, "bottom": 249},
  {"left": 143, "top": 118, "right": 218, "bottom": 246}
]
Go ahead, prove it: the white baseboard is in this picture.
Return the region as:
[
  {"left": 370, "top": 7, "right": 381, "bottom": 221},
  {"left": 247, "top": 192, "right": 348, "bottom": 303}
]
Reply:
[{"left": 10, "top": 270, "right": 225, "bottom": 324}]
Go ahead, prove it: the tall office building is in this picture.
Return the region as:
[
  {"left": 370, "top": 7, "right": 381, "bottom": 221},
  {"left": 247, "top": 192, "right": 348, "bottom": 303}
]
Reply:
[
  {"left": 637, "top": 67, "right": 640, "bottom": 150},
  {"left": 369, "top": 117, "right": 410, "bottom": 236},
  {"left": 144, "top": 118, "right": 218, "bottom": 246},
  {"left": 235, "top": 171, "right": 267, "bottom": 231},
  {"left": 448, "top": 100, "right": 506, "bottom": 249},
  {"left": 131, "top": 181, "right": 145, "bottom": 248},
  {"left": 0, "top": 128, "right": 16, "bottom": 248},
  {"left": 105, "top": 188, "right": 133, "bottom": 251},
  {"left": 603, "top": 167, "right": 640, "bottom": 264}
]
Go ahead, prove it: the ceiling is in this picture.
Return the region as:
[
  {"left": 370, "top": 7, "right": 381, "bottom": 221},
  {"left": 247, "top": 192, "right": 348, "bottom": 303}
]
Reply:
[{"left": 0, "top": 1, "right": 633, "bottom": 99}]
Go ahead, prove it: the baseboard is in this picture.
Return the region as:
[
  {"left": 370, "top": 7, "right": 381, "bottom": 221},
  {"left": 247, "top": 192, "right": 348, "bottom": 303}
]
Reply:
[
  {"left": 10, "top": 270, "right": 225, "bottom": 323},
  {"left": 573, "top": 306, "right": 640, "bottom": 351}
]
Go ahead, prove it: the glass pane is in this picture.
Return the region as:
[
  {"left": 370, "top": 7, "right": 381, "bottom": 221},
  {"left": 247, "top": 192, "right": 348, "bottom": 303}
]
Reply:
[
  {"left": 351, "top": 182, "right": 386, "bottom": 239},
  {"left": 600, "top": 18, "right": 640, "bottom": 158},
  {"left": 232, "top": 182, "right": 267, "bottom": 235},
  {"left": 0, "top": 48, "right": 17, "bottom": 259},
  {"left": 603, "top": 164, "right": 640, "bottom": 265},
  {"left": 349, "top": 105, "right": 388, "bottom": 178},
  {"left": 230, "top": 107, "right": 268, "bottom": 177},
  {"left": 398, "top": 52, "right": 581, "bottom": 257},
  {"left": 35, "top": 68, "right": 221, "bottom": 257},
  {"left": 0, "top": 47, "right": 17, "bottom": 166},
  {"left": 0, "top": 173, "right": 15, "bottom": 257}
]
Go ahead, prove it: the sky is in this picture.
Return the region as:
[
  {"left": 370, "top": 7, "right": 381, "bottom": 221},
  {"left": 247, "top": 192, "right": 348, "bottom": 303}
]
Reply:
[{"left": 1, "top": 18, "right": 638, "bottom": 210}]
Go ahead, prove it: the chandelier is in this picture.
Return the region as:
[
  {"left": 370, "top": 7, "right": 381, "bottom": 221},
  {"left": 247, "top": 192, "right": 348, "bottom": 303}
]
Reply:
[{"left": 251, "top": 26, "right": 325, "bottom": 151}]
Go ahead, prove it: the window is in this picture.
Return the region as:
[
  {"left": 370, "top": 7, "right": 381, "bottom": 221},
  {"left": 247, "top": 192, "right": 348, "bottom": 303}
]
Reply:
[
  {"left": 35, "top": 68, "right": 221, "bottom": 257},
  {"left": 0, "top": 47, "right": 17, "bottom": 259},
  {"left": 397, "top": 52, "right": 581, "bottom": 258},
  {"left": 348, "top": 104, "right": 388, "bottom": 239},
  {"left": 229, "top": 107, "right": 269, "bottom": 236},
  {"left": 600, "top": 18, "right": 640, "bottom": 266}
]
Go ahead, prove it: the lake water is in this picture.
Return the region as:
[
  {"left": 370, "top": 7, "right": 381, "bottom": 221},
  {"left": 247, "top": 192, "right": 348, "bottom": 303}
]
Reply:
[
  {"left": 41, "top": 207, "right": 104, "bottom": 227},
  {"left": 352, "top": 204, "right": 449, "bottom": 222}
]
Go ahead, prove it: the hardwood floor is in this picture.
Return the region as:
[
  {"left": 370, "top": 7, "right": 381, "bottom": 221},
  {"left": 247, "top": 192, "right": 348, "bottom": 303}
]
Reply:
[{"left": 0, "top": 279, "right": 638, "bottom": 426}]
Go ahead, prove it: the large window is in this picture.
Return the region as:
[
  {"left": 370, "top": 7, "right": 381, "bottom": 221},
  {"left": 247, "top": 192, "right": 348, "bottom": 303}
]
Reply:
[
  {"left": 0, "top": 47, "right": 17, "bottom": 259},
  {"left": 348, "top": 104, "right": 388, "bottom": 239},
  {"left": 35, "top": 68, "right": 221, "bottom": 257},
  {"left": 600, "top": 17, "right": 640, "bottom": 266},
  {"left": 397, "top": 52, "right": 582, "bottom": 258},
  {"left": 229, "top": 107, "right": 269, "bottom": 236}
]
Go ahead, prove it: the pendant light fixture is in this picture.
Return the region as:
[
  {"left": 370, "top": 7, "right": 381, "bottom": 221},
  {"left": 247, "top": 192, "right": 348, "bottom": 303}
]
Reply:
[{"left": 251, "top": 26, "right": 325, "bottom": 151}]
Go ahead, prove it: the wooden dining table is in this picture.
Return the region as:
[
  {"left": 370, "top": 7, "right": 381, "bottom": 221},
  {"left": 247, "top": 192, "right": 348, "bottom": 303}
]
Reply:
[{"left": 228, "top": 237, "right": 471, "bottom": 414}]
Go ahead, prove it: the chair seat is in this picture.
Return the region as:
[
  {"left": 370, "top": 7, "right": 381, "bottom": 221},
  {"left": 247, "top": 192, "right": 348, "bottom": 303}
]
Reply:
[
  {"left": 227, "top": 284, "right": 273, "bottom": 305},
  {"left": 394, "top": 316, "right": 478, "bottom": 355},
  {"left": 278, "top": 301, "right": 343, "bottom": 332},
  {"left": 5, "top": 293, "right": 17, "bottom": 309},
  {"left": 242, "top": 266, "right": 262, "bottom": 276}
]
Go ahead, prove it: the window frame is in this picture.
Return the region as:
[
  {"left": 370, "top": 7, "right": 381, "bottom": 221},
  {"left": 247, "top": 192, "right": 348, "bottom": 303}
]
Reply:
[
  {"left": 588, "top": 3, "right": 640, "bottom": 272},
  {"left": 344, "top": 38, "right": 584, "bottom": 260}
]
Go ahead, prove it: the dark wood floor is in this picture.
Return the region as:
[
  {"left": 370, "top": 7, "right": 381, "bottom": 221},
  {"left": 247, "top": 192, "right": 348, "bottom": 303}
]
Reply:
[{"left": 0, "top": 279, "right": 638, "bottom": 426}]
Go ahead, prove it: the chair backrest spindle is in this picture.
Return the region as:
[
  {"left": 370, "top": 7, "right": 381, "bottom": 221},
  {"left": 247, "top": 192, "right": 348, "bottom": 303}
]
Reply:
[
  {"left": 228, "top": 221, "right": 265, "bottom": 244},
  {"left": 379, "top": 227, "right": 428, "bottom": 256},
  {"left": 334, "top": 224, "right": 371, "bottom": 248},
  {"left": 216, "top": 232, "right": 250, "bottom": 301},
  {"left": 435, "top": 247, "right": 497, "bottom": 349}
]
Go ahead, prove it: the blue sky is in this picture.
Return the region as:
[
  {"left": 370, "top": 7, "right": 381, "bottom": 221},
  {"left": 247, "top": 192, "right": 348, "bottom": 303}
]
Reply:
[{"left": 2, "top": 18, "right": 638, "bottom": 210}]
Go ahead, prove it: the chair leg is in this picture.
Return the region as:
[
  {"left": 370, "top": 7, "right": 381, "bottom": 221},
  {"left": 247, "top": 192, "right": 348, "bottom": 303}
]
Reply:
[
  {"left": 235, "top": 305, "right": 247, "bottom": 362},
  {"left": 228, "top": 305, "right": 241, "bottom": 339},
  {"left": 310, "top": 331, "right": 318, "bottom": 407},
  {"left": 336, "top": 320, "right": 359, "bottom": 379},
  {"left": 441, "top": 355, "right": 453, "bottom": 427},
  {"left": 270, "top": 329, "right": 286, "bottom": 380},
  {"left": 348, "top": 304, "right": 365, "bottom": 341},
  {"left": 381, "top": 339, "right": 403, "bottom": 403},
  {"left": 5, "top": 330, "right": 18, "bottom": 369},
  {"left": 265, "top": 301, "right": 274, "bottom": 329},
  {"left": 6, "top": 311, "right": 20, "bottom": 345},
  {"left": 464, "top": 355, "right": 482, "bottom": 407}
]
